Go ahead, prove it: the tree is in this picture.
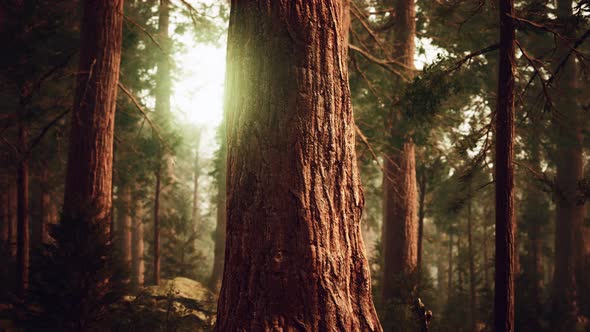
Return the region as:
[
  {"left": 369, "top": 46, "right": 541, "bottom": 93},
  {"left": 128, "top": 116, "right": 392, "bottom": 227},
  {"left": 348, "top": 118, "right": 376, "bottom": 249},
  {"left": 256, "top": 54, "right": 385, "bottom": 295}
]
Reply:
[
  {"left": 131, "top": 188, "right": 145, "bottom": 291},
  {"left": 381, "top": 0, "right": 419, "bottom": 315},
  {"left": 494, "top": 0, "right": 516, "bottom": 330},
  {"left": 551, "top": 0, "right": 587, "bottom": 327},
  {"left": 62, "top": 0, "right": 124, "bottom": 225},
  {"left": 16, "top": 100, "right": 29, "bottom": 297},
  {"left": 209, "top": 125, "right": 226, "bottom": 292},
  {"left": 215, "top": 1, "right": 382, "bottom": 330}
]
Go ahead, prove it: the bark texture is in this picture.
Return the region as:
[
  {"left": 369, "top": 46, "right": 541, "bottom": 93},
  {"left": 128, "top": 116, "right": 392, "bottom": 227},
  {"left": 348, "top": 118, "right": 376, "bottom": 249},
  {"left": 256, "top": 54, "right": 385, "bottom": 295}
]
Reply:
[
  {"left": 381, "top": 0, "right": 418, "bottom": 306},
  {"left": 62, "top": 0, "right": 124, "bottom": 226},
  {"left": 494, "top": 0, "right": 516, "bottom": 330},
  {"left": 216, "top": 1, "right": 381, "bottom": 330}
]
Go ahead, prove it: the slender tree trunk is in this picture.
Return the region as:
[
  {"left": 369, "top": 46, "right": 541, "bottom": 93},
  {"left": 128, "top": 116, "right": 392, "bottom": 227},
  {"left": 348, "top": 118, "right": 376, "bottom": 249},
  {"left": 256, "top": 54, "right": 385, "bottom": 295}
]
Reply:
[
  {"left": 209, "top": 134, "right": 226, "bottom": 292},
  {"left": 382, "top": 0, "right": 418, "bottom": 307},
  {"left": 191, "top": 131, "right": 201, "bottom": 226},
  {"left": 153, "top": 167, "right": 161, "bottom": 285},
  {"left": 9, "top": 182, "right": 17, "bottom": 257},
  {"left": 447, "top": 231, "right": 454, "bottom": 306},
  {"left": 467, "top": 185, "right": 477, "bottom": 331},
  {"left": 216, "top": 1, "right": 382, "bottom": 330},
  {"left": 39, "top": 163, "right": 51, "bottom": 245},
  {"left": 551, "top": 0, "right": 586, "bottom": 327},
  {"left": 495, "top": 0, "right": 516, "bottom": 330},
  {"left": 118, "top": 185, "right": 132, "bottom": 270},
  {"left": 457, "top": 232, "right": 463, "bottom": 289},
  {"left": 132, "top": 190, "right": 145, "bottom": 291},
  {"left": 522, "top": 127, "right": 545, "bottom": 317},
  {"left": 156, "top": 0, "right": 170, "bottom": 118},
  {"left": 0, "top": 190, "right": 8, "bottom": 251},
  {"left": 16, "top": 110, "right": 29, "bottom": 297},
  {"left": 417, "top": 169, "right": 427, "bottom": 281},
  {"left": 483, "top": 209, "right": 490, "bottom": 289},
  {"left": 62, "top": 0, "right": 124, "bottom": 227}
]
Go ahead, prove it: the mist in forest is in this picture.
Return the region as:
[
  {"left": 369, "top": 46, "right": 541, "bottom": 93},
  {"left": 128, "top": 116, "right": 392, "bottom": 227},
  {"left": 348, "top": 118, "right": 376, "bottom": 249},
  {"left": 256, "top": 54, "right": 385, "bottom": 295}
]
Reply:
[{"left": 0, "top": 0, "right": 589, "bottom": 331}]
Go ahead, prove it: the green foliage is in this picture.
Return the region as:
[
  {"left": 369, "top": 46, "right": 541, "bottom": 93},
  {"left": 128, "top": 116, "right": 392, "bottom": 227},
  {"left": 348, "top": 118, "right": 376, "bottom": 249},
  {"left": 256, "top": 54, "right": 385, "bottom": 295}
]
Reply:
[{"left": 25, "top": 215, "right": 128, "bottom": 330}]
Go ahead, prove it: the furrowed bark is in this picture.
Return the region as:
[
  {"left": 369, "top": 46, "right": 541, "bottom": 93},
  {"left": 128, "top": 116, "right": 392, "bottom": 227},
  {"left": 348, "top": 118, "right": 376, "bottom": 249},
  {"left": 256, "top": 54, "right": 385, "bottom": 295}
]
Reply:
[
  {"left": 494, "top": 0, "right": 516, "bottom": 330},
  {"left": 62, "top": 0, "right": 124, "bottom": 228},
  {"left": 216, "top": 1, "right": 382, "bottom": 330},
  {"left": 381, "top": 0, "right": 419, "bottom": 307}
]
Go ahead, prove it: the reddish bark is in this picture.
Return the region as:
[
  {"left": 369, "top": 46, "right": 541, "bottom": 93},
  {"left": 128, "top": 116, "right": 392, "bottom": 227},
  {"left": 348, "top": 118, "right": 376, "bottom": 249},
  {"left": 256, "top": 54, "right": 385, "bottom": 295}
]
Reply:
[
  {"left": 62, "top": 0, "right": 124, "bottom": 227},
  {"left": 494, "top": 0, "right": 516, "bottom": 330},
  {"left": 381, "top": 0, "right": 419, "bottom": 306},
  {"left": 215, "top": 1, "right": 381, "bottom": 330}
]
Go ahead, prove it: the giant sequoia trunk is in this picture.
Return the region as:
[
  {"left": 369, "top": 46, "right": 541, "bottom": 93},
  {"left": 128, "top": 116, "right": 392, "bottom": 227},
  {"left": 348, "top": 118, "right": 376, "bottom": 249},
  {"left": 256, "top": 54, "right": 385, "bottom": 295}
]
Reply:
[
  {"left": 381, "top": 0, "right": 419, "bottom": 307},
  {"left": 62, "top": 0, "right": 124, "bottom": 226},
  {"left": 551, "top": 0, "right": 586, "bottom": 326},
  {"left": 494, "top": 0, "right": 516, "bottom": 330},
  {"left": 215, "top": 1, "right": 382, "bottom": 330}
]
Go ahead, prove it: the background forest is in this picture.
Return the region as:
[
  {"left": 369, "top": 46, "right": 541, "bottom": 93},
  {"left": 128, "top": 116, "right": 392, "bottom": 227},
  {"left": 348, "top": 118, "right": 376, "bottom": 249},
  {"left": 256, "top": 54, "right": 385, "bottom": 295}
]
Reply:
[{"left": 0, "top": 0, "right": 589, "bottom": 331}]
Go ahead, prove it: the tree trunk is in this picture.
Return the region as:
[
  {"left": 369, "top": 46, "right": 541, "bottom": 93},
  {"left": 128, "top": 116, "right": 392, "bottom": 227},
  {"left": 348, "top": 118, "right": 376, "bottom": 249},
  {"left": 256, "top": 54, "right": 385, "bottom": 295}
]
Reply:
[
  {"left": 9, "top": 182, "right": 17, "bottom": 257},
  {"left": 39, "top": 163, "right": 51, "bottom": 245},
  {"left": 494, "top": 0, "right": 516, "bottom": 330},
  {"left": 153, "top": 168, "right": 161, "bottom": 285},
  {"left": 551, "top": 0, "right": 586, "bottom": 326},
  {"left": 156, "top": 0, "right": 170, "bottom": 119},
  {"left": 417, "top": 169, "right": 426, "bottom": 281},
  {"left": 209, "top": 134, "right": 226, "bottom": 292},
  {"left": 62, "top": 0, "right": 124, "bottom": 227},
  {"left": 522, "top": 127, "right": 545, "bottom": 317},
  {"left": 483, "top": 208, "right": 490, "bottom": 289},
  {"left": 191, "top": 131, "right": 201, "bottom": 226},
  {"left": 118, "top": 185, "right": 132, "bottom": 270},
  {"left": 447, "top": 231, "right": 453, "bottom": 306},
  {"left": 215, "top": 1, "right": 382, "bottom": 330},
  {"left": 132, "top": 190, "right": 145, "bottom": 290},
  {"left": 16, "top": 111, "right": 29, "bottom": 297},
  {"left": 467, "top": 185, "right": 477, "bottom": 331},
  {"left": 0, "top": 190, "right": 8, "bottom": 251},
  {"left": 381, "top": 0, "right": 418, "bottom": 306}
]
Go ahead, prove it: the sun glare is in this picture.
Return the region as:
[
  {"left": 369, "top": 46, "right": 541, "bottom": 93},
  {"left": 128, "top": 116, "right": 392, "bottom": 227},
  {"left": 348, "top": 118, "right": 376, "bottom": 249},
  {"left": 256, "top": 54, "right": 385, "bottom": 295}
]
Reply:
[{"left": 173, "top": 41, "right": 226, "bottom": 128}]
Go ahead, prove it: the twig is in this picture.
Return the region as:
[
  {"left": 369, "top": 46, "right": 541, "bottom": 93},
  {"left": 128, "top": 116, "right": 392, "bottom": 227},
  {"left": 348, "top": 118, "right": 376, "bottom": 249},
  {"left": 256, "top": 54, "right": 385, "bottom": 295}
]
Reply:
[{"left": 117, "top": 82, "right": 172, "bottom": 153}]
